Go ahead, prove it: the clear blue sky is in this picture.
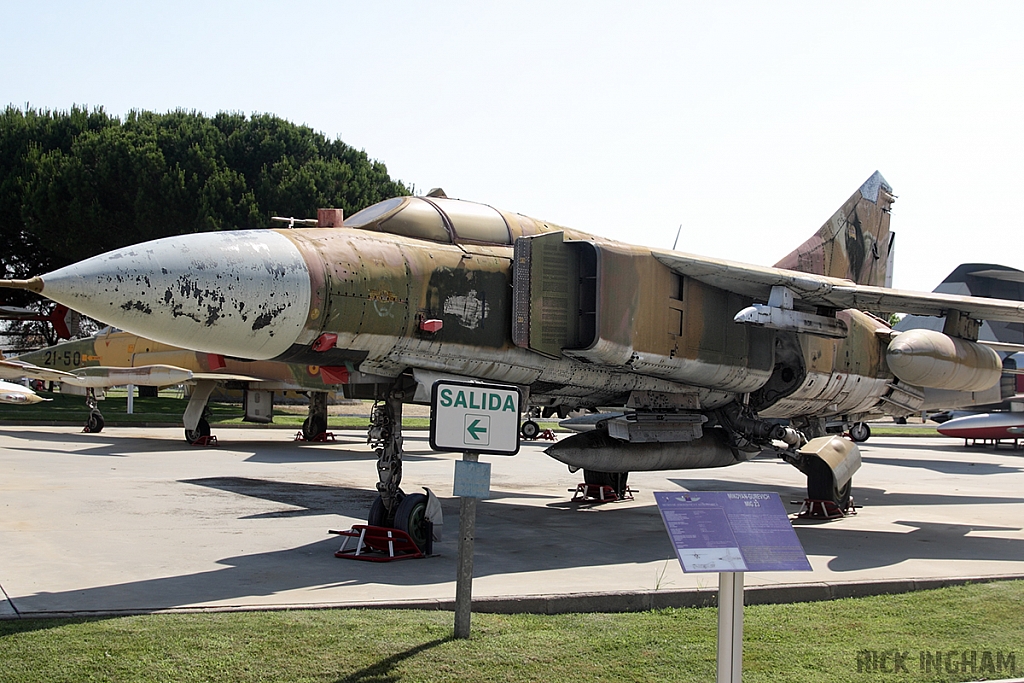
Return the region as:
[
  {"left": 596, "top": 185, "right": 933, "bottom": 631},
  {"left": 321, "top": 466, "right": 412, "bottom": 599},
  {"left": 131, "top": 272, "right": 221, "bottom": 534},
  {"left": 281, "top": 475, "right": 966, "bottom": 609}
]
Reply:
[{"left": 3, "top": 1, "right": 1022, "bottom": 292}]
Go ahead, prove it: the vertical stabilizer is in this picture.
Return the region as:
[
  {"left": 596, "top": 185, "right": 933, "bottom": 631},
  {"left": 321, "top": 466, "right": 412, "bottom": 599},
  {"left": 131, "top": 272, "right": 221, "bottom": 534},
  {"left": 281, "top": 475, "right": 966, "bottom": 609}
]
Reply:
[{"left": 775, "top": 171, "right": 896, "bottom": 287}]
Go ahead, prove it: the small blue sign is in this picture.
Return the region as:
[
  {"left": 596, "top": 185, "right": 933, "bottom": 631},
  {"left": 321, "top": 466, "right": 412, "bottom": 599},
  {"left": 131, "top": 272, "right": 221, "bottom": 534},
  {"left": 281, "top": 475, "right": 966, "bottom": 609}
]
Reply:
[
  {"left": 453, "top": 460, "right": 491, "bottom": 499},
  {"left": 655, "top": 491, "right": 811, "bottom": 573}
]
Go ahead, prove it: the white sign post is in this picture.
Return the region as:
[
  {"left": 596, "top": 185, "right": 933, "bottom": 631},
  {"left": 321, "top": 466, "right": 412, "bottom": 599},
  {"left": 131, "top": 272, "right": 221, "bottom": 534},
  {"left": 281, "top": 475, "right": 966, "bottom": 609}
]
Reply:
[{"left": 430, "top": 380, "right": 521, "bottom": 639}]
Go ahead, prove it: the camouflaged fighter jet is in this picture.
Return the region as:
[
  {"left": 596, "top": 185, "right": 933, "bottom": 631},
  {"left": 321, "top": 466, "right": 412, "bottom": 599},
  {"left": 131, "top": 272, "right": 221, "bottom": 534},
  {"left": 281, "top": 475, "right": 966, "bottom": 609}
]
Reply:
[
  {"left": 0, "top": 325, "right": 372, "bottom": 439},
  {"left": 5, "top": 172, "right": 1024, "bottom": 539}
]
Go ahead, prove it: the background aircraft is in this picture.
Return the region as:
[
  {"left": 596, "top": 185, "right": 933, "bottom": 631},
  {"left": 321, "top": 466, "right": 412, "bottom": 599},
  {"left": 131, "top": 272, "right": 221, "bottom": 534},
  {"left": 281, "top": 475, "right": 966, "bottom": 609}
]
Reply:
[
  {"left": 6, "top": 172, "right": 1024, "bottom": 549},
  {"left": 895, "top": 264, "right": 1024, "bottom": 442},
  {"left": 0, "top": 327, "right": 390, "bottom": 440}
]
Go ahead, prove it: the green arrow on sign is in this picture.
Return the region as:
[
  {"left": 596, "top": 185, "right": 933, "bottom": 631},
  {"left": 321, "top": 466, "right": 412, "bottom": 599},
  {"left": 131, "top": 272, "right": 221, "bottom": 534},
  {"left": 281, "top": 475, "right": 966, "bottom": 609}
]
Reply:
[{"left": 467, "top": 419, "right": 488, "bottom": 440}]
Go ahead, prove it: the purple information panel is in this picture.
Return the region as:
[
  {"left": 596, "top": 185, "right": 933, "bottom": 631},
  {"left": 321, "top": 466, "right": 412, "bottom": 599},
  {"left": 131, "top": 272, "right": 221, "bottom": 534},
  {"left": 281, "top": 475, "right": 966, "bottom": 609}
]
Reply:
[{"left": 654, "top": 491, "right": 811, "bottom": 573}]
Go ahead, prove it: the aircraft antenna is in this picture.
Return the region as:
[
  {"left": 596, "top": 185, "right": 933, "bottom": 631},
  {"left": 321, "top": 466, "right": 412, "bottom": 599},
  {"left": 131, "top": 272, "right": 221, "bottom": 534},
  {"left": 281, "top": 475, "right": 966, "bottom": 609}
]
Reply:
[
  {"left": 271, "top": 216, "right": 319, "bottom": 229},
  {"left": 672, "top": 224, "right": 683, "bottom": 251}
]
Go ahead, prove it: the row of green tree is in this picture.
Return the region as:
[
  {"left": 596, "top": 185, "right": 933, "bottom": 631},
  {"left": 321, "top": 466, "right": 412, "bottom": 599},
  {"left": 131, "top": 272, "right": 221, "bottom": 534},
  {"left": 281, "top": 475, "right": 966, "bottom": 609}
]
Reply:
[{"left": 1, "top": 105, "right": 409, "bottom": 303}]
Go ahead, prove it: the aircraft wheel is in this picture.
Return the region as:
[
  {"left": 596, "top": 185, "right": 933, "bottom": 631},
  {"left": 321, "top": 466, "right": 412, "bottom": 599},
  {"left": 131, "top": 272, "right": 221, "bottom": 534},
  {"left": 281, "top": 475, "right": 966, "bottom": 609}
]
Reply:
[
  {"left": 368, "top": 495, "right": 387, "bottom": 527},
  {"left": 849, "top": 422, "right": 871, "bottom": 443},
  {"left": 84, "top": 412, "right": 104, "bottom": 434},
  {"left": 367, "top": 491, "right": 406, "bottom": 528},
  {"left": 185, "top": 418, "right": 211, "bottom": 443},
  {"left": 520, "top": 420, "right": 540, "bottom": 440},
  {"left": 584, "top": 469, "right": 630, "bottom": 498},
  {"left": 805, "top": 456, "right": 851, "bottom": 509},
  {"left": 302, "top": 414, "right": 328, "bottom": 441},
  {"left": 393, "top": 493, "right": 429, "bottom": 552}
]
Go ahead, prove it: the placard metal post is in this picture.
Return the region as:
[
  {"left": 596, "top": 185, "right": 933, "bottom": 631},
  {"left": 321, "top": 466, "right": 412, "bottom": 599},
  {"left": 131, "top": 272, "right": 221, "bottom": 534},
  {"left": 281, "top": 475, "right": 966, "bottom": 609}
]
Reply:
[
  {"left": 717, "top": 571, "right": 744, "bottom": 683},
  {"left": 454, "top": 451, "right": 479, "bottom": 639}
]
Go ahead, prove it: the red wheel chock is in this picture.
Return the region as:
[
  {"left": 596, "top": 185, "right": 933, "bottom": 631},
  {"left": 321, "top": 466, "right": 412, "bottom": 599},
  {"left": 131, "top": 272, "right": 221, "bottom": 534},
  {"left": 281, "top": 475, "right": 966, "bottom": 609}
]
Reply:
[
  {"left": 294, "top": 431, "right": 336, "bottom": 442},
  {"left": 190, "top": 435, "right": 218, "bottom": 447},
  {"left": 330, "top": 525, "right": 424, "bottom": 561},
  {"left": 570, "top": 483, "right": 635, "bottom": 502},
  {"left": 795, "top": 498, "right": 857, "bottom": 519}
]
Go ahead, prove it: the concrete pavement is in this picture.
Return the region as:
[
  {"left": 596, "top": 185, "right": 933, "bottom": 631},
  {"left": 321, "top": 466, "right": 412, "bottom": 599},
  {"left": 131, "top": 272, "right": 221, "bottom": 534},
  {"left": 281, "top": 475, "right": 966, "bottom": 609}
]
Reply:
[{"left": 1, "top": 426, "right": 1023, "bottom": 617}]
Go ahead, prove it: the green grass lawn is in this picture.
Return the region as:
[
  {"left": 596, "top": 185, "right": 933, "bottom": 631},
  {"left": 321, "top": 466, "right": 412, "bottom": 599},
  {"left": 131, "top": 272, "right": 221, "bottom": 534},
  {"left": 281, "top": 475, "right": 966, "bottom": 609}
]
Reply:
[{"left": 0, "top": 581, "right": 1020, "bottom": 682}]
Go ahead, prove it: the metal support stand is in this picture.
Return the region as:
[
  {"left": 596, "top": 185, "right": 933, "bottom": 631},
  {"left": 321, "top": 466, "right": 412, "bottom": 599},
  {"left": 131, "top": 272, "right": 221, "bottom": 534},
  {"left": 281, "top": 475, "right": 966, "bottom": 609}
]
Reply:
[
  {"left": 454, "top": 451, "right": 479, "bottom": 639},
  {"left": 717, "top": 571, "right": 744, "bottom": 683}
]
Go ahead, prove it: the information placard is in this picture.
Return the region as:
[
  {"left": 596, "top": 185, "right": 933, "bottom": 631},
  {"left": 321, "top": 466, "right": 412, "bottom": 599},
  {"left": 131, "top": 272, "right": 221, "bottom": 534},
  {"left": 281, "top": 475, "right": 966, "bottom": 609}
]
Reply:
[{"left": 654, "top": 491, "right": 811, "bottom": 573}]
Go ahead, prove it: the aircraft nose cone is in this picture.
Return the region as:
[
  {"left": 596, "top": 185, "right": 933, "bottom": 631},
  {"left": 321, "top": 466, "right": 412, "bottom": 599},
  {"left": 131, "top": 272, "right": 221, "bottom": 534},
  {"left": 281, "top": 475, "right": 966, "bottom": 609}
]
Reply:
[{"left": 32, "top": 230, "right": 312, "bottom": 360}]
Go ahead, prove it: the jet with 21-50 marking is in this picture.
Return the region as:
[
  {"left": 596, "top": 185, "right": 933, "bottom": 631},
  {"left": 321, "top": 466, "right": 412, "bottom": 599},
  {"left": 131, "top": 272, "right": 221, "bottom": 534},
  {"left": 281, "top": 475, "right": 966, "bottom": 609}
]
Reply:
[
  {"left": 5, "top": 173, "right": 1024, "bottom": 547},
  {"left": 0, "top": 324, "right": 384, "bottom": 439}
]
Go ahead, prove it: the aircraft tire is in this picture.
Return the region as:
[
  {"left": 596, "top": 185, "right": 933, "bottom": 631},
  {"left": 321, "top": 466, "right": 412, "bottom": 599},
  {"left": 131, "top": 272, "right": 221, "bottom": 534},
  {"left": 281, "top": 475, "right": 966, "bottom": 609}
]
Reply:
[
  {"left": 367, "top": 491, "right": 406, "bottom": 528},
  {"left": 85, "top": 412, "right": 104, "bottom": 434},
  {"left": 805, "top": 456, "right": 851, "bottom": 509},
  {"left": 185, "top": 418, "right": 211, "bottom": 444},
  {"left": 394, "top": 493, "right": 429, "bottom": 552},
  {"left": 302, "top": 414, "right": 328, "bottom": 441},
  {"left": 583, "top": 469, "right": 630, "bottom": 498},
  {"left": 520, "top": 420, "right": 540, "bottom": 440},
  {"left": 368, "top": 495, "right": 387, "bottom": 527},
  {"left": 849, "top": 422, "right": 871, "bottom": 443}
]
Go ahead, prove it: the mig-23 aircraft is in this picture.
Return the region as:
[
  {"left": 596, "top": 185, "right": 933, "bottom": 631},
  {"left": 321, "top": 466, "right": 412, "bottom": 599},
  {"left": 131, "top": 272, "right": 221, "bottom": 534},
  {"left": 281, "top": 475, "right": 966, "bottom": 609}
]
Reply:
[{"left": 5, "top": 172, "right": 1024, "bottom": 543}]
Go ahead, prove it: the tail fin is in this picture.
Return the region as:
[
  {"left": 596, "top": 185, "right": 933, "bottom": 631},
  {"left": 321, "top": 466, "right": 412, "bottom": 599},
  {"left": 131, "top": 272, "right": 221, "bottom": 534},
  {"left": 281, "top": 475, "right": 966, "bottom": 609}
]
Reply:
[
  {"left": 47, "top": 304, "right": 74, "bottom": 340},
  {"left": 774, "top": 171, "right": 896, "bottom": 287}
]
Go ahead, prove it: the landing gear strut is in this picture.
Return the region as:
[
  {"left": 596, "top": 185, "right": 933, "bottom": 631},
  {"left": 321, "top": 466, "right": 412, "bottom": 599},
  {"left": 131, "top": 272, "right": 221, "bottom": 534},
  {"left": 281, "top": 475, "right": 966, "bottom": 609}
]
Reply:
[
  {"left": 183, "top": 379, "right": 217, "bottom": 443},
  {"left": 83, "top": 389, "right": 104, "bottom": 433},
  {"left": 368, "top": 387, "right": 405, "bottom": 527},
  {"left": 302, "top": 391, "right": 329, "bottom": 440}
]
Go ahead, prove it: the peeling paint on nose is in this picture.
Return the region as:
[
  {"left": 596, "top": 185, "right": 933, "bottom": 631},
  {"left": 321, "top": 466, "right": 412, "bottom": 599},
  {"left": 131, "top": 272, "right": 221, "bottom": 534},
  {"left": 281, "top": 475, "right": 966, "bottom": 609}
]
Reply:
[{"left": 34, "top": 231, "right": 312, "bottom": 360}]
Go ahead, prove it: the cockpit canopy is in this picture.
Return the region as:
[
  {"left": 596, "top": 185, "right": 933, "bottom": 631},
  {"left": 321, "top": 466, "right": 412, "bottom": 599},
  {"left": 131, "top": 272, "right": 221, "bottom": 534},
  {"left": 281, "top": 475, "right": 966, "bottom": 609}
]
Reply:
[{"left": 344, "top": 196, "right": 512, "bottom": 245}]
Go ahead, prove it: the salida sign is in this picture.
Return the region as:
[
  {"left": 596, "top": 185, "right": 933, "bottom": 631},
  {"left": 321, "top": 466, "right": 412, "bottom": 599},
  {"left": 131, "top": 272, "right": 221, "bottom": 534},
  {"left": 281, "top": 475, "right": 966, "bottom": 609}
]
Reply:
[{"left": 430, "top": 380, "right": 521, "bottom": 455}]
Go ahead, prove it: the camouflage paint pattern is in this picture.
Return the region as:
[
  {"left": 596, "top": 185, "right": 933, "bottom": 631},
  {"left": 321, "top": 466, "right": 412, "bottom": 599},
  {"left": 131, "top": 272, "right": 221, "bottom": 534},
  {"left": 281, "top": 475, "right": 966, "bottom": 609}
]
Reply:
[{"left": 775, "top": 171, "right": 896, "bottom": 287}]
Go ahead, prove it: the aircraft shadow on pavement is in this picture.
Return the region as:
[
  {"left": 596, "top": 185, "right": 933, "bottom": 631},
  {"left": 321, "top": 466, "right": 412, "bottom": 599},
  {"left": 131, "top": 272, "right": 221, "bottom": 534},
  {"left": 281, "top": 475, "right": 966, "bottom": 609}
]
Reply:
[
  {"left": 864, "top": 440, "right": 1024, "bottom": 456},
  {"left": 6, "top": 494, "right": 678, "bottom": 615},
  {"left": 860, "top": 455, "right": 1024, "bottom": 476},
  {"left": 0, "top": 429, "right": 211, "bottom": 457},
  {"left": 243, "top": 443, "right": 448, "bottom": 465},
  {"left": 10, "top": 483, "right": 1024, "bottom": 616},
  {"left": 668, "top": 477, "right": 1024, "bottom": 508},
  {"left": 802, "top": 520, "right": 1024, "bottom": 572}
]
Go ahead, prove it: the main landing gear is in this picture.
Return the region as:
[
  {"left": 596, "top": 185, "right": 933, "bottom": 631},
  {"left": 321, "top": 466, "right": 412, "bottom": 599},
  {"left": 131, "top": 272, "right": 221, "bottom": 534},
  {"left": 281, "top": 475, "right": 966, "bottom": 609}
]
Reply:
[
  {"left": 848, "top": 421, "right": 871, "bottom": 443},
  {"left": 182, "top": 379, "right": 217, "bottom": 444},
  {"left": 83, "top": 389, "right": 104, "bottom": 433},
  {"left": 362, "top": 385, "right": 425, "bottom": 549},
  {"left": 583, "top": 470, "right": 631, "bottom": 499},
  {"left": 301, "top": 391, "right": 329, "bottom": 441},
  {"left": 804, "top": 455, "right": 852, "bottom": 510}
]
